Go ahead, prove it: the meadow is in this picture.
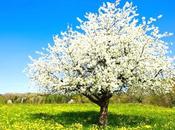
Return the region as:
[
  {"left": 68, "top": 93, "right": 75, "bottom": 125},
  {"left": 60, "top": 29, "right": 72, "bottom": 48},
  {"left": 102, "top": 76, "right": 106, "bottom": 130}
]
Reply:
[{"left": 0, "top": 103, "right": 175, "bottom": 130}]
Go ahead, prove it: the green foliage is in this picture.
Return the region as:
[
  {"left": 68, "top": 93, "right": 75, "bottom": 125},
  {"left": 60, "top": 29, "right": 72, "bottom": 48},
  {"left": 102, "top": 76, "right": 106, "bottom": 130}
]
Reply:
[
  {"left": 1, "top": 92, "right": 175, "bottom": 107},
  {"left": 0, "top": 103, "right": 175, "bottom": 129},
  {"left": 0, "top": 95, "right": 5, "bottom": 104}
]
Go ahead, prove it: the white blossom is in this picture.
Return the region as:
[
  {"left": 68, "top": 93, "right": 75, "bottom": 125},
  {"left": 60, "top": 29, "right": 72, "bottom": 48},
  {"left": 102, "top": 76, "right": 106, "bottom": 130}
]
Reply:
[{"left": 25, "top": 1, "right": 175, "bottom": 98}]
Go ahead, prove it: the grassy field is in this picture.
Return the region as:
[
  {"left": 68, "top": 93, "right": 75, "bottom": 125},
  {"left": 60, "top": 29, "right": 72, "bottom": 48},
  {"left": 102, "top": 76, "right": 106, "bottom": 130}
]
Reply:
[{"left": 0, "top": 103, "right": 175, "bottom": 130}]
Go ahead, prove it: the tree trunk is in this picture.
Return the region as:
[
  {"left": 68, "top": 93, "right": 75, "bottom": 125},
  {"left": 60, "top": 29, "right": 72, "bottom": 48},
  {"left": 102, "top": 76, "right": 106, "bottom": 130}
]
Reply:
[{"left": 98, "top": 100, "right": 109, "bottom": 126}]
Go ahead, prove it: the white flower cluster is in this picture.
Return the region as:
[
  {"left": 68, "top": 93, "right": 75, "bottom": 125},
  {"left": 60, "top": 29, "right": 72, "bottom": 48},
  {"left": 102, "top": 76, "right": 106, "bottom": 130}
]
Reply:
[{"left": 26, "top": 1, "right": 175, "bottom": 96}]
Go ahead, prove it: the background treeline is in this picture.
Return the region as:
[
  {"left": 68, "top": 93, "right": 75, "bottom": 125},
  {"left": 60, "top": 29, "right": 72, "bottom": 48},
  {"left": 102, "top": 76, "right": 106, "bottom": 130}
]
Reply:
[{"left": 0, "top": 91, "right": 175, "bottom": 107}]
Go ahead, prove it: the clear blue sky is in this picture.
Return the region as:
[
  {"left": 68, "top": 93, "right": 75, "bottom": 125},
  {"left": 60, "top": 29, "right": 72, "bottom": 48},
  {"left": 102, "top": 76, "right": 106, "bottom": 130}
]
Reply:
[{"left": 0, "top": 0, "right": 175, "bottom": 94}]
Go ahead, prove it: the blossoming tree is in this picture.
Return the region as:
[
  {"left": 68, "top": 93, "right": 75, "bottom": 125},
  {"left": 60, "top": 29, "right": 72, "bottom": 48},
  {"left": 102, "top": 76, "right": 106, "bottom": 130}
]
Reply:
[{"left": 26, "top": 1, "right": 175, "bottom": 126}]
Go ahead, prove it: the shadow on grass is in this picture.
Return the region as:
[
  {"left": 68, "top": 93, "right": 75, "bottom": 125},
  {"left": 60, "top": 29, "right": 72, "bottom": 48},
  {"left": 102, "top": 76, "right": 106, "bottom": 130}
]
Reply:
[{"left": 31, "top": 111, "right": 153, "bottom": 127}]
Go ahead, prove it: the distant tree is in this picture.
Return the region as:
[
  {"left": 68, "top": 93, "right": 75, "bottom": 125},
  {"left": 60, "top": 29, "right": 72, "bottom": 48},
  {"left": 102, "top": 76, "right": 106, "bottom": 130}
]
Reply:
[{"left": 25, "top": 1, "right": 175, "bottom": 126}]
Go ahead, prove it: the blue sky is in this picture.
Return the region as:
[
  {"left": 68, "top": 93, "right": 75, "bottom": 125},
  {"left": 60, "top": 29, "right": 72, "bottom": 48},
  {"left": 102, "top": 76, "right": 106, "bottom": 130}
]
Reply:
[{"left": 0, "top": 0, "right": 175, "bottom": 94}]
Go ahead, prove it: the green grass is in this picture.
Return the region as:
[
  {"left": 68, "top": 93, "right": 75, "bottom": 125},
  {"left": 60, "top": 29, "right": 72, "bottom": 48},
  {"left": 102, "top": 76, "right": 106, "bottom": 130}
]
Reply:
[{"left": 0, "top": 103, "right": 175, "bottom": 130}]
